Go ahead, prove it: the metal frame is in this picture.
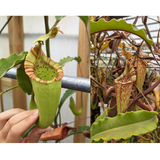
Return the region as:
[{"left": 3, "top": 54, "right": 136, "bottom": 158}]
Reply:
[{"left": 3, "top": 68, "right": 90, "bottom": 93}]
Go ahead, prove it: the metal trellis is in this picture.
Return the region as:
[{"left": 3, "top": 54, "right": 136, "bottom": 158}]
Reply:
[{"left": 3, "top": 67, "right": 90, "bottom": 93}]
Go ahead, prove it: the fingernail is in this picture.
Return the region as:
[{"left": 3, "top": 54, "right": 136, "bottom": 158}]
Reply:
[{"left": 33, "top": 109, "right": 38, "bottom": 116}]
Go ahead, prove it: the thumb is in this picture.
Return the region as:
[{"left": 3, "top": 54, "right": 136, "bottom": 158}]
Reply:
[{"left": 23, "top": 126, "right": 51, "bottom": 143}]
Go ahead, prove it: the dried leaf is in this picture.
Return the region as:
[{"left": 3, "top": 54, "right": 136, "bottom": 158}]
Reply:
[
  {"left": 40, "top": 126, "right": 78, "bottom": 140},
  {"left": 101, "top": 40, "right": 110, "bottom": 51},
  {"left": 83, "top": 130, "right": 90, "bottom": 139}
]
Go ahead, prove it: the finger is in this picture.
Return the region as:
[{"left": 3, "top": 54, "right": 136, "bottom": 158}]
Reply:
[
  {"left": 0, "top": 108, "right": 25, "bottom": 130},
  {"left": 24, "top": 126, "right": 51, "bottom": 143},
  {"left": 1, "top": 109, "right": 38, "bottom": 139},
  {"left": 5, "top": 109, "right": 39, "bottom": 143},
  {"left": 21, "top": 137, "right": 28, "bottom": 143}
]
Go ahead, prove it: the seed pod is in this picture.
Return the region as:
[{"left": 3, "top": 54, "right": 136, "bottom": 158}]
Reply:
[{"left": 24, "top": 43, "right": 63, "bottom": 128}]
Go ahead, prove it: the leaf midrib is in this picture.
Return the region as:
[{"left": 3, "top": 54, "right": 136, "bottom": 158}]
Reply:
[{"left": 91, "top": 116, "right": 156, "bottom": 140}]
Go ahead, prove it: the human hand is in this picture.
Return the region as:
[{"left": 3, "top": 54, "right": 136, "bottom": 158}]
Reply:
[{"left": 0, "top": 108, "right": 51, "bottom": 143}]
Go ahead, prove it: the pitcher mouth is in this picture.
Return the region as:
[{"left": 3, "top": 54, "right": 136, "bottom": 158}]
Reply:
[
  {"left": 115, "top": 71, "right": 136, "bottom": 85},
  {"left": 115, "top": 66, "right": 136, "bottom": 85},
  {"left": 24, "top": 43, "right": 64, "bottom": 84}
]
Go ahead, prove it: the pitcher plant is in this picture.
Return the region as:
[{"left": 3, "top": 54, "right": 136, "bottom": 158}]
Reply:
[
  {"left": 24, "top": 42, "right": 63, "bottom": 128},
  {"left": 130, "top": 48, "right": 148, "bottom": 110},
  {"left": 115, "top": 43, "right": 136, "bottom": 113}
]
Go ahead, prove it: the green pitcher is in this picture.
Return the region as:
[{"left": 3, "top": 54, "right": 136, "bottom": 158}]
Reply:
[{"left": 24, "top": 42, "right": 63, "bottom": 128}]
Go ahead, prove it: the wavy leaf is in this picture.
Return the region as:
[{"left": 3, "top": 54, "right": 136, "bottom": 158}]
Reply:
[
  {"left": 0, "top": 51, "right": 28, "bottom": 79},
  {"left": 91, "top": 139, "right": 104, "bottom": 146},
  {"left": 69, "top": 96, "right": 83, "bottom": 116},
  {"left": 32, "top": 27, "right": 63, "bottom": 44},
  {"left": 91, "top": 110, "right": 158, "bottom": 142},
  {"left": 95, "top": 107, "right": 111, "bottom": 123},
  {"left": 78, "top": 16, "right": 89, "bottom": 27},
  {"left": 90, "top": 18, "right": 153, "bottom": 47},
  {"left": 58, "top": 56, "right": 81, "bottom": 67}
]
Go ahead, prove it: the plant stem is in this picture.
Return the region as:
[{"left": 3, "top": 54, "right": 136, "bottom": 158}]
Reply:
[
  {"left": 53, "top": 19, "right": 61, "bottom": 28},
  {"left": 0, "top": 80, "right": 4, "bottom": 112},
  {"left": 44, "top": 16, "right": 50, "bottom": 58},
  {"left": 58, "top": 110, "right": 61, "bottom": 126},
  {"left": 134, "top": 84, "right": 153, "bottom": 111},
  {"left": 0, "top": 85, "right": 19, "bottom": 96},
  {"left": 0, "top": 85, "right": 19, "bottom": 112},
  {"left": 0, "top": 95, "right": 4, "bottom": 112}
]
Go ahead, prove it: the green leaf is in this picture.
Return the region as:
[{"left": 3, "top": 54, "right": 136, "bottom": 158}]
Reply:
[
  {"left": 95, "top": 107, "right": 112, "bottom": 123},
  {"left": 69, "top": 96, "right": 83, "bottom": 116},
  {"left": 32, "top": 27, "right": 62, "bottom": 44},
  {"left": 59, "top": 89, "right": 77, "bottom": 109},
  {"left": 22, "top": 124, "right": 36, "bottom": 138},
  {"left": 90, "top": 18, "right": 153, "bottom": 47},
  {"left": 91, "top": 110, "right": 158, "bottom": 142},
  {"left": 74, "top": 56, "right": 81, "bottom": 63},
  {"left": 55, "top": 13, "right": 66, "bottom": 21},
  {"left": 91, "top": 139, "right": 104, "bottom": 146},
  {"left": 78, "top": 16, "right": 89, "bottom": 27},
  {"left": 67, "top": 125, "right": 90, "bottom": 137},
  {"left": 0, "top": 51, "right": 28, "bottom": 79},
  {"left": 17, "top": 62, "right": 32, "bottom": 95},
  {"left": 58, "top": 56, "right": 81, "bottom": 67}
]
